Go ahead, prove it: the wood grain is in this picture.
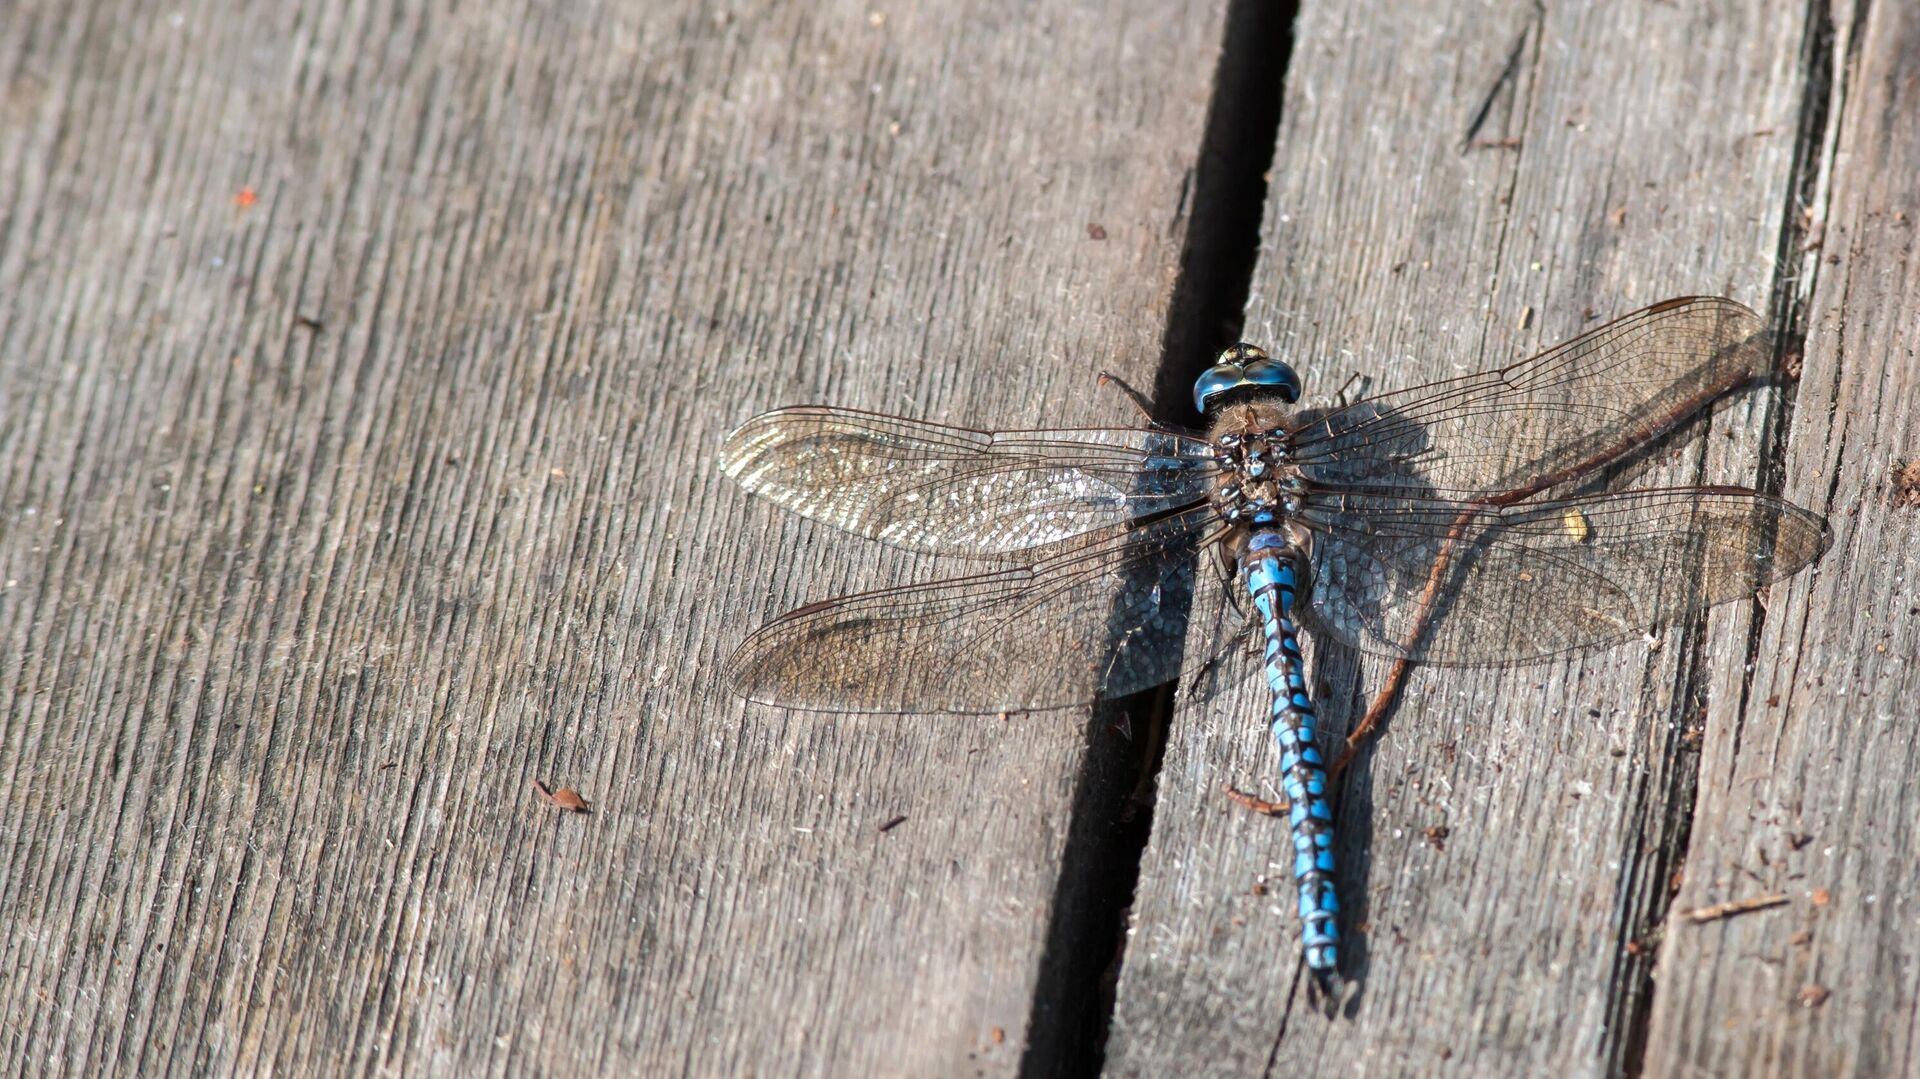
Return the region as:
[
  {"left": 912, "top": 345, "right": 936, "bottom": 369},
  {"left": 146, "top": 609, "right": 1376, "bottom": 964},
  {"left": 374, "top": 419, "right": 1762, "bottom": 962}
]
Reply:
[
  {"left": 0, "top": 0, "right": 1226, "bottom": 1074},
  {"left": 1107, "top": 2, "right": 1830, "bottom": 1075},
  {"left": 8, "top": 0, "right": 1916, "bottom": 1074},
  {"left": 1642, "top": 4, "right": 1920, "bottom": 1075}
]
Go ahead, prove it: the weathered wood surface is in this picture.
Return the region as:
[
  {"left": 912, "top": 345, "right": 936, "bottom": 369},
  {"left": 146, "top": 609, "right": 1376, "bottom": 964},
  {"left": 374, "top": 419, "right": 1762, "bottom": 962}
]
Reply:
[
  {"left": 1643, "top": 5, "right": 1920, "bottom": 1076},
  {"left": 7, "top": 0, "right": 1919, "bottom": 1075},
  {"left": 0, "top": 1, "right": 1227, "bottom": 1075},
  {"left": 1109, "top": 1, "right": 1918, "bottom": 1076}
]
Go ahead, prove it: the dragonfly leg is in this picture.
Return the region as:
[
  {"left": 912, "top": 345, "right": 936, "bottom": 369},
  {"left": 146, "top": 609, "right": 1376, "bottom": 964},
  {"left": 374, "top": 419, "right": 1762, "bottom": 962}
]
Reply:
[
  {"left": 1096, "top": 369, "right": 1156, "bottom": 422},
  {"left": 1184, "top": 615, "right": 1257, "bottom": 705},
  {"left": 1215, "top": 538, "right": 1239, "bottom": 586},
  {"left": 1332, "top": 370, "right": 1373, "bottom": 409}
]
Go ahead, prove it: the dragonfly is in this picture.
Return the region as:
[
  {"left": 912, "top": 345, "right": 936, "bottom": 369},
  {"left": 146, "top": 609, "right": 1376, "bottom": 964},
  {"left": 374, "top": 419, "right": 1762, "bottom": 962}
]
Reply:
[{"left": 717, "top": 296, "right": 1829, "bottom": 1002}]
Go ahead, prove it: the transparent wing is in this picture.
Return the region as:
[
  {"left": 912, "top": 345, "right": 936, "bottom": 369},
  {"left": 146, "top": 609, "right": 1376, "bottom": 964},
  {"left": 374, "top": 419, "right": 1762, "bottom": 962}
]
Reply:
[
  {"left": 1301, "top": 487, "right": 1830, "bottom": 665},
  {"left": 721, "top": 407, "right": 1217, "bottom": 557},
  {"left": 1292, "top": 297, "right": 1771, "bottom": 499},
  {"left": 726, "top": 507, "right": 1216, "bottom": 713}
]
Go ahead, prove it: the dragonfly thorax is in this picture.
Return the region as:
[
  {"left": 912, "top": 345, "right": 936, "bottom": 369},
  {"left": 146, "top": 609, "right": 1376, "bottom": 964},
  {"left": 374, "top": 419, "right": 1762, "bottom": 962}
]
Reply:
[{"left": 1210, "top": 411, "right": 1307, "bottom": 527}]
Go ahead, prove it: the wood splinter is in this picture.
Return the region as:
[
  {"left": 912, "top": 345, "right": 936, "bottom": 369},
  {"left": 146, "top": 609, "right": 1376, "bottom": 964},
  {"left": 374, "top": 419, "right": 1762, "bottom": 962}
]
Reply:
[{"left": 1680, "top": 893, "right": 1788, "bottom": 924}]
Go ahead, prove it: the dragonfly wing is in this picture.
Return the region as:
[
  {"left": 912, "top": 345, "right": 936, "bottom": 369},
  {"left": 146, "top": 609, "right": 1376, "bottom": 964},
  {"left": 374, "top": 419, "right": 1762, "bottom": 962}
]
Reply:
[
  {"left": 1291, "top": 297, "right": 1771, "bottom": 499},
  {"left": 1299, "top": 487, "right": 1830, "bottom": 665},
  {"left": 726, "top": 507, "right": 1215, "bottom": 712},
  {"left": 721, "top": 406, "right": 1217, "bottom": 557}
]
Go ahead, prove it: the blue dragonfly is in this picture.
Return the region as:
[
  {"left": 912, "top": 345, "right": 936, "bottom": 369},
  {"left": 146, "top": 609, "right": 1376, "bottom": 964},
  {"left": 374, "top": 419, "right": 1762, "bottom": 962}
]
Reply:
[{"left": 718, "top": 296, "right": 1828, "bottom": 1002}]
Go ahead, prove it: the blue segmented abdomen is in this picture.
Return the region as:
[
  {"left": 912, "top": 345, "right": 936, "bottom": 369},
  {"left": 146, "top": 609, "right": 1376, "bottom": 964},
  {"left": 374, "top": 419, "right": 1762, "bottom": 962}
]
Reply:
[{"left": 1243, "top": 531, "right": 1339, "bottom": 982}]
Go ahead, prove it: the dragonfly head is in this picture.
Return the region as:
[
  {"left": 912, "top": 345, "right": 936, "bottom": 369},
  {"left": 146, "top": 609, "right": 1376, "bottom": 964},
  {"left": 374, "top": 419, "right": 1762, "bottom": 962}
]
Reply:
[{"left": 1193, "top": 343, "right": 1301, "bottom": 415}]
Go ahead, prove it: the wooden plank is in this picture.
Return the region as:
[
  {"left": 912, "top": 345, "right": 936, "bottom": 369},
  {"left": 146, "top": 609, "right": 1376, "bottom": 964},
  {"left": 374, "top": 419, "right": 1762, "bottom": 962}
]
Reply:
[
  {"left": 1641, "top": 4, "right": 1920, "bottom": 1074},
  {"left": 0, "top": 0, "right": 1226, "bottom": 1074},
  {"left": 1108, "top": 1, "right": 1820, "bottom": 1074}
]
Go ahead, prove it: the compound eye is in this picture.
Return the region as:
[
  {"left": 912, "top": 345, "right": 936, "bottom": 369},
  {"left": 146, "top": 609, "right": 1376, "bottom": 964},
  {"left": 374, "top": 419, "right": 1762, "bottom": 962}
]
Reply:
[
  {"left": 1241, "top": 359, "right": 1302, "bottom": 404},
  {"left": 1192, "top": 364, "right": 1246, "bottom": 414}
]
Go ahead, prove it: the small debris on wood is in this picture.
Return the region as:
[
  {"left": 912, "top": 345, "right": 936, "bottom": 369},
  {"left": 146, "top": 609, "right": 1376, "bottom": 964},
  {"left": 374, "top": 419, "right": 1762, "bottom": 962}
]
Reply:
[
  {"left": 1811, "top": 887, "right": 1831, "bottom": 907},
  {"left": 1781, "top": 348, "right": 1804, "bottom": 380},
  {"left": 1086, "top": 222, "right": 1107, "bottom": 241},
  {"left": 1788, "top": 832, "right": 1813, "bottom": 850},
  {"left": 294, "top": 314, "right": 323, "bottom": 332},
  {"left": 1251, "top": 880, "right": 1268, "bottom": 897},
  {"left": 1518, "top": 305, "right": 1533, "bottom": 331},
  {"left": 990, "top": 1027, "right": 1005, "bottom": 1045},
  {"left": 1893, "top": 459, "right": 1920, "bottom": 508},
  {"left": 1799, "top": 984, "right": 1831, "bottom": 1008},
  {"left": 1609, "top": 207, "right": 1627, "bottom": 226},
  {"left": 1423, "top": 824, "right": 1450, "bottom": 851},
  {"left": 1791, "top": 930, "right": 1813, "bottom": 946},
  {"left": 1681, "top": 893, "right": 1788, "bottom": 923},
  {"left": 233, "top": 185, "right": 258, "bottom": 208},
  {"left": 534, "top": 779, "right": 592, "bottom": 813},
  {"left": 1624, "top": 939, "right": 1646, "bottom": 957},
  {"left": 1222, "top": 783, "right": 1287, "bottom": 817},
  {"left": 878, "top": 814, "right": 908, "bottom": 833}
]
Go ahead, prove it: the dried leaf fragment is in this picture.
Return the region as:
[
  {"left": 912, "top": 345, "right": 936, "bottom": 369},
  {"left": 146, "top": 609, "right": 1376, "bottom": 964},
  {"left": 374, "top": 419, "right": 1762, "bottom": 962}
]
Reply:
[
  {"left": 1894, "top": 460, "right": 1920, "bottom": 508},
  {"left": 1222, "top": 783, "right": 1287, "bottom": 817},
  {"left": 535, "top": 779, "right": 592, "bottom": 813}
]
